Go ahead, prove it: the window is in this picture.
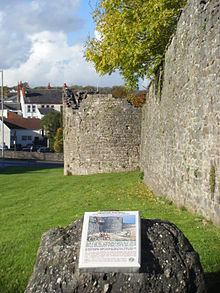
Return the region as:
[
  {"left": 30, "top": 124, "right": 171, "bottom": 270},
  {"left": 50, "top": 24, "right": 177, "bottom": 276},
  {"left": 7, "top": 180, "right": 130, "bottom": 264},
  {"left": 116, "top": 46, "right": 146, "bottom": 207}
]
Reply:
[
  {"left": 22, "top": 136, "right": 27, "bottom": 141},
  {"left": 32, "top": 105, "right": 36, "bottom": 112},
  {"left": 51, "top": 105, "right": 54, "bottom": 108},
  {"left": 42, "top": 105, "right": 45, "bottom": 108},
  {"left": 28, "top": 136, "right": 32, "bottom": 140},
  {"left": 27, "top": 105, "right": 31, "bottom": 113},
  {"left": 46, "top": 105, "right": 49, "bottom": 108}
]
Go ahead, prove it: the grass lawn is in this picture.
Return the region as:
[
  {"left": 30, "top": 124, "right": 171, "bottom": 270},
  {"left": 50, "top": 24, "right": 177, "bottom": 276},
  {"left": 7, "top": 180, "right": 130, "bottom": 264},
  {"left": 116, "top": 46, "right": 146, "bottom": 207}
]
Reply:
[{"left": 0, "top": 167, "right": 220, "bottom": 292}]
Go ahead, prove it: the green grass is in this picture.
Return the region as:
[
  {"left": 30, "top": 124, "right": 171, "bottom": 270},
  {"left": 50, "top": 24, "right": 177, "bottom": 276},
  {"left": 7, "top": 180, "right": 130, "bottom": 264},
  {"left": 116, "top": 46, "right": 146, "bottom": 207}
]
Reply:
[{"left": 0, "top": 167, "right": 220, "bottom": 292}]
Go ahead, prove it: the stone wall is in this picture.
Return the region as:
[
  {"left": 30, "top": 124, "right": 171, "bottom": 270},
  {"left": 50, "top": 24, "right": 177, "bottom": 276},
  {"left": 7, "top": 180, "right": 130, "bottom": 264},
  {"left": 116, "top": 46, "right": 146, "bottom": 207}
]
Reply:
[
  {"left": 140, "top": 0, "right": 220, "bottom": 225},
  {"left": 3, "top": 151, "right": 63, "bottom": 162},
  {"left": 64, "top": 94, "right": 141, "bottom": 175}
]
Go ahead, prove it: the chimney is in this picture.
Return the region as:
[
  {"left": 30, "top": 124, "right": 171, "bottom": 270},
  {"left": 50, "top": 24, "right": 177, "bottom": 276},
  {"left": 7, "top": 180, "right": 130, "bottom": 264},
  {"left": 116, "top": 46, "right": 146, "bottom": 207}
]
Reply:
[
  {"left": 22, "top": 84, "right": 26, "bottom": 98},
  {"left": 48, "top": 82, "right": 51, "bottom": 89},
  {"left": 17, "top": 81, "right": 21, "bottom": 103}
]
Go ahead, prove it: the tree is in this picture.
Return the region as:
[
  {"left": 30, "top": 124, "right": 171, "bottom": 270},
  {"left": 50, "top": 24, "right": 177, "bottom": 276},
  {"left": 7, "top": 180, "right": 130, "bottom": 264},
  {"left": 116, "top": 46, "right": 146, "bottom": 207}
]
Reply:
[
  {"left": 126, "top": 91, "right": 146, "bottom": 107},
  {"left": 41, "top": 111, "right": 62, "bottom": 150},
  {"left": 86, "top": 0, "right": 186, "bottom": 88},
  {"left": 0, "top": 86, "right": 8, "bottom": 97},
  {"left": 54, "top": 128, "right": 63, "bottom": 153},
  {"left": 111, "top": 86, "right": 128, "bottom": 99}
]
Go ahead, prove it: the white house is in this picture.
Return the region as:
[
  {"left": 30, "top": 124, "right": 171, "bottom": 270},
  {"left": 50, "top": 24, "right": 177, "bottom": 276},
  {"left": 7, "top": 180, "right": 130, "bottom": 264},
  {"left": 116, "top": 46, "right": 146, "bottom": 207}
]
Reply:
[
  {"left": 19, "top": 85, "right": 62, "bottom": 119},
  {"left": 0, "top": 112, "right": 43, "bottom": 148}
]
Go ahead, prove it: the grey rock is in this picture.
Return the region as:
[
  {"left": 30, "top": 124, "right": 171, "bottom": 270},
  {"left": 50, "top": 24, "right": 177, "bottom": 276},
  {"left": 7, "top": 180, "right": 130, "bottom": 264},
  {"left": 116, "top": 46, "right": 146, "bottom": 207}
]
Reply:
[{"left": 25, "top": 218, "right": 206, "bottom": 293}]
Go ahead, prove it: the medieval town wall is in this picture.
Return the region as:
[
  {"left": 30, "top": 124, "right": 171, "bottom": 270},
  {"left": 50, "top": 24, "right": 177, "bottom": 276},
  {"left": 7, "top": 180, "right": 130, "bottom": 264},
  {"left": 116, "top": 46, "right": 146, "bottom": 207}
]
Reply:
[
  {"left": 64, "top": 94, "right": 141, "bottom": 175},
  {"left": 63, "top": 0, "right": 220, "bottom": 225},
  {"left": 140, "top": 0, "right": 220, "bottom": 225}
]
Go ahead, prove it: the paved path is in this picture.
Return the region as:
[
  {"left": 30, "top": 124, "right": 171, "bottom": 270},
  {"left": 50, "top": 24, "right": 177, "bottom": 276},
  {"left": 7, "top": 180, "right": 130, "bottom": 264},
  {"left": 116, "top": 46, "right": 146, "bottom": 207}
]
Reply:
[{"left": 0, "top": 159, "right": 63, "bottom": 169}]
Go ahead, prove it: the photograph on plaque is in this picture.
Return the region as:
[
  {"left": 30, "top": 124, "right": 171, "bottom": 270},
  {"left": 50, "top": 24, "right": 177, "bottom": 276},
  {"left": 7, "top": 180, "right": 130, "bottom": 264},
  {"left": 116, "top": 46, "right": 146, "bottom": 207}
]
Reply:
[{"left": 79, "top": 211, "right": 141, "bottom": 272}]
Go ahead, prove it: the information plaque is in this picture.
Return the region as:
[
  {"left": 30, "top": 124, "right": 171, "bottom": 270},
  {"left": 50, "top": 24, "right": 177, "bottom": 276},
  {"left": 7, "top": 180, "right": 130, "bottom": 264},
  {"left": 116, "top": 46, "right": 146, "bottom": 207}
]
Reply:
[{"left": 79, "top": 211, "right": 141, "bottom": 272}]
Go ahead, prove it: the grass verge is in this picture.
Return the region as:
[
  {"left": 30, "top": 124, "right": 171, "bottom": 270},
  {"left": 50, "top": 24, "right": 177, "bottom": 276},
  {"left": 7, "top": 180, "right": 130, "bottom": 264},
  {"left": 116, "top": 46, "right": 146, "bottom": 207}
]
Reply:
[{"left": 0, "top": 167, "right": 219, "bottom": 292}]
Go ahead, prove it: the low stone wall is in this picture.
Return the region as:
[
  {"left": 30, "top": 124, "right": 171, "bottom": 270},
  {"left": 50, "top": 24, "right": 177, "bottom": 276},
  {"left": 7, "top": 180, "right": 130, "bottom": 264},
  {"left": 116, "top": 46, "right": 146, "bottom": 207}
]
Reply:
[{"left": 3, "top": 151, "right": 63, "bottom": 162}]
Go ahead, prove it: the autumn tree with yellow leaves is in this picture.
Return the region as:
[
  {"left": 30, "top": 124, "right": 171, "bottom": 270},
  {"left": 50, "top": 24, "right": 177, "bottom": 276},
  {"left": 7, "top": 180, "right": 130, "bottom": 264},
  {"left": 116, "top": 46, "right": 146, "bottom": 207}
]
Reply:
[{"left": 86, "top": 0, "right": 186, "bottom": 88}]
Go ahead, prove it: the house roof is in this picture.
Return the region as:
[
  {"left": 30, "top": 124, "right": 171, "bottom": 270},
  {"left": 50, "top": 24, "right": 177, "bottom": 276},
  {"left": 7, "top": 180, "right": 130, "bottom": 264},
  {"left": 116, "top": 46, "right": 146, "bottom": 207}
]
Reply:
[
  {"left": 1, "top": 112, "right": 41, "bottom": 130},
  {"left": 3, "top": 121, "right": 24, "bottom": 129},
  {"left": 24, "top": 89, "right": 62, "bottom": 105},
  {"left": 2, "top": 95, "right": 18, "bottom": 103},
  {"left": 8, "top": 92, "right": 18, "bottom": 98},
  {"left": 38, "top": 108, "right": 57, "bottom": 115},
  {"left": 3, "top": 102, "right": 21, "bottom": 111}
]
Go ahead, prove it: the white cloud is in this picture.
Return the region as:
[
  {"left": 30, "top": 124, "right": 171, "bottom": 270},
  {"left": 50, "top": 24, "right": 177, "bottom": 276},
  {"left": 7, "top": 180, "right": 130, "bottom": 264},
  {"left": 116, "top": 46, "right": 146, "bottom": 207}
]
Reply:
[
  {"left": 1, "top": 0, "right": 123, "bottom": 87},
  {"left": 0, "top": 0, "right": 82, "bottom": 69},
  {"left": 4, "top": 0, "right": 82, "bottom": 34},
  {"left": 5, "top": 31, "right": 123, "bottom": 87}
]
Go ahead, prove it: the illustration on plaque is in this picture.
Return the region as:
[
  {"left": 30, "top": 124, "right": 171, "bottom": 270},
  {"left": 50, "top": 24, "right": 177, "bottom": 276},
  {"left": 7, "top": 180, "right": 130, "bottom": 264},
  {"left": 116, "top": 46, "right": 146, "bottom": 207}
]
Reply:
[
  {"left": 79, "top": 211, "right": 140, "bottom": 272},
  {"left": 87, "top": 215, "right": 136, "bottom": 241}
]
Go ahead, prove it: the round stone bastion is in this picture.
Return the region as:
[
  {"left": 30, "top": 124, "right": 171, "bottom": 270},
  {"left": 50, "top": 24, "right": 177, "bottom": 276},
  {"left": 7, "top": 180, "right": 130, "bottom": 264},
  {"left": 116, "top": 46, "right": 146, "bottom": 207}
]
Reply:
[{"left": 25, "top": 218, "right": 206, "bottom": 293}]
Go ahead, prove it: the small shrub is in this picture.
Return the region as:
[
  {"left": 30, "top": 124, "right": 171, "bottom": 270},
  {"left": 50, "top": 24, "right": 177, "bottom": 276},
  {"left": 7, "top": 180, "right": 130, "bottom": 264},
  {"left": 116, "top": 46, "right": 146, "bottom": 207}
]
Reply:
[
  {"left": 112, "top": 86, "right": 146, "bottom": 108},
  {"left": 111, "top": 86, "right": 128, "bottom": 99},
  {"left": 127, "top": 93, "right": 146, "bottom": 108},
  {"left": 54, "top": 128, "right": 63, "bottom": 153},
  {"left": 209, "top": 164, "right": 216, "bottom": 196},
  {"left": 139, "top": 171, "right": 144, "bottom": 181}
]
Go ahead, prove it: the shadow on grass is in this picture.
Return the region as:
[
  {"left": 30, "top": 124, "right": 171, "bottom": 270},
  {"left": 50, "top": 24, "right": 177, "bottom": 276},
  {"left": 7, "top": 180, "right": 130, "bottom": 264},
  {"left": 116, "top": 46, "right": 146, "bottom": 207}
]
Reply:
[
  {"left": 0, "top": 164, "right": 63, "bottom": 175},
  {"left": 205, "top": 271, "right": 220, "bottom": 293}
]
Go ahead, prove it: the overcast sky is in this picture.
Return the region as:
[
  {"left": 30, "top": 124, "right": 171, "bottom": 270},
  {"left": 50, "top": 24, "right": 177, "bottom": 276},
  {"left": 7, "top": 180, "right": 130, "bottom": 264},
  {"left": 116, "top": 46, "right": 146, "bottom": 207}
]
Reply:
[{"left": 1, "top": 0, "right": 125, "bottom": 87}]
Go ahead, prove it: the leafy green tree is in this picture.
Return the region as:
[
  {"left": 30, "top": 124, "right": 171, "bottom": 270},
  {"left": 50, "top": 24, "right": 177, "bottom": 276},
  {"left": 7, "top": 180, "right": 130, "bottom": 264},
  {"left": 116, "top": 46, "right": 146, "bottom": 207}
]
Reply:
[
  {"left": 41, "top": 111, "right": 62, "bottom": 150},
  {"left": 54, "top": 128, "right": 63, "bottom": 153},
  {"left": 86, "top": 0, "right": 186, "bottom": 88}
]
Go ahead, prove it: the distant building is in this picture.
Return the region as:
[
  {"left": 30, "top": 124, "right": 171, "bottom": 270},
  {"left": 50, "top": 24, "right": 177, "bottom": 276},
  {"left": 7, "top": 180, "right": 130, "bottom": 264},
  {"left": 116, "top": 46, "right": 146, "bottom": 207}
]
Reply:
[
  {"left": 19, "top": 83, "right": 62, "bottom": 119},
  {"left": 0, "top": 83, "right": 63, "bottom": 148},
  {"left": 0, "top": 112, "right": 43, "bottom": 148},
  {"left": 0, "top": 102, "right": 22, "bottom": 117},
  {"left": 0, "top": 93, "right": 22, "bottom": 117}
]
